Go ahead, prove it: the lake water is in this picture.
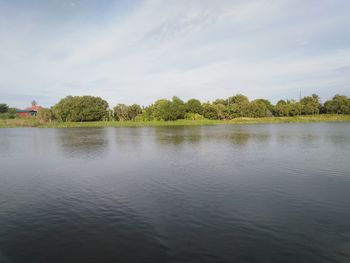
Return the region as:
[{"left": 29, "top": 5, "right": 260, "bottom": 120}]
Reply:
[{"left": 0, "top": 123, "right": 350, "bottom": 263}]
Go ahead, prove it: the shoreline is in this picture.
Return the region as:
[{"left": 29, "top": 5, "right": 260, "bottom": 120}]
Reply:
[{"left": 1, "top": 115, "right": 350, "bottom": 128}]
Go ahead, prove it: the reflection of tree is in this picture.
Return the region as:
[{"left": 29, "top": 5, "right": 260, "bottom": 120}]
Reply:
[
  {"left": 212, "top": 126, "right": 270, "bottom": 147},
  {"left": 154, "top": 126, "right": 202, "bottom": 146},
  {"left": 276, "top": 125, "right": 321, "bottom": 145},
  {"left": 114, "top": 127, "right": 143, "bottom": 146},
  {"left": 153, "top": 126, "right": 271, "bottom": 147},
  {"left": 227, "top": 132, "right": 251, "bottom": 146},
  {"left": 55, "top": 128, "right": 109, "bottom": 158}
]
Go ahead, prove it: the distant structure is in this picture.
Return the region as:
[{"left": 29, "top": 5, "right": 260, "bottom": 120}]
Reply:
[{"left": 16, "top": 104, "right": 43, "bottom": 117}]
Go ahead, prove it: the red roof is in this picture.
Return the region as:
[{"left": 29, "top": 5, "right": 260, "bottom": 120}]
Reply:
[{"left": 25, "top": 105, "right": 43, "bottom": 112}]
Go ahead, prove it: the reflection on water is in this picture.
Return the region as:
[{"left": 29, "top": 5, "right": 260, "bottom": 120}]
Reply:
[
  {"left": 0, "top": 123, "right": 350, "bottom": 263},
  {"left": 56, "top": 128, "right": 109, "bottom": 158},
  {"left": 153, "top": 125, "right": 271, "bottom": 147},
  {"left": 113, "top": 127, "right": 144, "bottom": 147},
  {"left": 154, "top": 126, "right": 203, "bottom": 146}
]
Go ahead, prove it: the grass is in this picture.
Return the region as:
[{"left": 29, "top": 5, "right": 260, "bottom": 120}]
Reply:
[{"left": 1, "top": 114, "right": 350, "bottom": 128}]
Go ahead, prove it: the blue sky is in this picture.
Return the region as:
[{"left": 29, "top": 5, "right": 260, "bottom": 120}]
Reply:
[{"left": 0, "top": 0, "right": 350, "bottom": 108}]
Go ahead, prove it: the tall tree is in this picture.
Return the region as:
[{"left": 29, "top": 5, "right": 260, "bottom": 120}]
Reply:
[
  {"left": 114, "top": 104, "right": 130, "bottom": 121},
  {"left": 227, "top": 94, "right": 250, "bottom": 117},
  {"left": 202, "top": 103, "right": 219, "bottom": 119},
  {"left": 185, "top": 99, "right": 203, "bottom": 114},
  {"left": 153, "top": 99, "right": 173, "bottom": 121},
  {"left": 324, "top": 95, "right": 350, "bottom": 114},
  {"left": 248, "top": 100, "right": 272, "bottom": 117},
  {"left": 128, "top": 104, "right": 142, "bottom": 120},
  {"left": 300, "top": 95, "right": 320, "bottom": 115},
  {"left": 170, "top": 96, "right": 186, "bottom": 120}
]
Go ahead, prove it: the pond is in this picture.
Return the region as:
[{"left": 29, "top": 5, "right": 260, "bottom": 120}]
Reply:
[{"left": 0, "top": 123, "right": 350, "bottom": 263}]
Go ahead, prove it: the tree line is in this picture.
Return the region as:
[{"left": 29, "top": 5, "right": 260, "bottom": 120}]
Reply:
[{"left": 1, "top": 94, "right": 350, "bottom": 122}]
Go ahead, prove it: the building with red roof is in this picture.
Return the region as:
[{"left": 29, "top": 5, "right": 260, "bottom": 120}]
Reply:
[{"left": 16, "top": 105, "right": 43, "bottom": 117}]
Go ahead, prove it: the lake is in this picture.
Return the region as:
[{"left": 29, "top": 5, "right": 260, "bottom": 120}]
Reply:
[{"left": 0, "top": 123, "right": 350, "bottom": 263}]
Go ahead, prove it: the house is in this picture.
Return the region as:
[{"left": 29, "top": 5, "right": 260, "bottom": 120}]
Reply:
[{"left": 16, "top": 105, "right": 43, "bottom": 117}]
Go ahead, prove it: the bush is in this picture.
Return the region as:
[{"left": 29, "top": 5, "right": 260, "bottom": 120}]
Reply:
[
  {"left": 184, "top": 113, "right": 205, "bottom": 120},
  {"left": 52, "top": 96, "right": 109, "bottom": 122}
]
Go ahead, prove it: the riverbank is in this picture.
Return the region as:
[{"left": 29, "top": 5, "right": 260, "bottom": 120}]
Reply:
[{"left": 1, "top": 114, "right": 350, "bottom": 128}]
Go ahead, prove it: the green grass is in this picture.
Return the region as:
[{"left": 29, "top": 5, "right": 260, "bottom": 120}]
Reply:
[{"left": 1, "top": 114, "right": 350, "bottom": 128}]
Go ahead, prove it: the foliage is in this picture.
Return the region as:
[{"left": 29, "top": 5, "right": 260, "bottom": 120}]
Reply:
[
  {"left": 184, "top": 113, "right": 205, "bottom": 120},
  {"left": 248, "top": 100, "right": 272, "bottom": 117},
  {"left": 170, "top": 96, "right": 186, "bottom": 120},
  {"left": 152, "top": 99, "right": 173, "bottom": 121},
  {"left": 202, "top": 103, "right": 219, "bottom": 119},
  {"left": 0, "top": 104, "right": 9, "bottom": 113},
  {"left": 0, "top": 106, "right": 16, "bottom": 119},
  {"left": 275, "top": 100, "right": 301, "bottom": 116},
  {"left": 52, "top": 96, "right": 108, "bottom": 122},
  {"left": 147, "top": 96, "right": 186, "bottom": 121},
  {"left": 300, "top": 95, "right": 320, "bottom": 115},
  {"left": 185, "top": 99, "right": 203, "bottom": 114},
  {"left": 2, "top": 93, "right": 349, "bottom": 124},
  {"left": 114, "top": 104, "right": 129, "bottom": 121},
  {"left": 323, "top": 95, "right": 350, "bottom": 114},
  {"left": 106, "top": 110, "right": 115, "bottom": 121},
  {"left": 141, "top": 106, "right": 154, "bottom": 121},
  {"left": 114, "top": 104, "right": 142, "bottom": 121},
  {"left": 128, "top": 104, "right": 142, "bottom": 120},
  {"left": 215, "top": 103, "right": 227, "bottom": 119},
  {"left": 254, "top": 99, "right": 274, "bottom": 113},
  {"left": 226, "top": 94, "right": 250, "bottom": 117},
  {"left": 37, "top": 108, "right": 54, "bottom": 122}
]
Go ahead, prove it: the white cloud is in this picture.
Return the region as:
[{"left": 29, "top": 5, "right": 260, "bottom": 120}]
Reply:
[{"left": 0, "top": 0, "right": 349, "bottom": 107}]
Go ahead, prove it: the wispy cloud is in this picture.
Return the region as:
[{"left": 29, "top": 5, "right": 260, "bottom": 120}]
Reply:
[{"left": 0, "top": 0, "right": 349, "bottom": 107}]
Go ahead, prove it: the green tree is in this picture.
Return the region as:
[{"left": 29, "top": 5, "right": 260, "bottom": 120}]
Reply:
[
  {"left": 324, "top": 95, "right": 350, "bottom": 114},
  {"left": 52, "top": 96, "right": 108, "bottom": 122},
  {"left": 153, "top": 99, "right": 173, "bottom": 121},
  {"left": 275, "top": 100, "right": 288, "bottom": 116},
  {"left": 128, "top": 104, "right": 142, "bottom": 120},
  {"left": 300, "top": 95, "right": 320, "bottom": 115},
  {"left": 0, "top": 104, "right": 9, "bottom": 113},
  {"left": 254, "top": 99, "right": 274, "bottom": 114},
  {"left": 185, "top": 99, "right": 203, "bottom": 114},
  {"left": 141, "top": 106, "right": 154, "bottom": 121},
  {"left": 202, "top": 103, "right": 218, "bottom": 119},
  {"left": 213, "top": 99, "right": 228, "bottom": 106},
  {"left": 275, "top": 100, "right": 301, "bottom": 116},
  {"left": 114, "top": 104, "right": 130, "bottom": 121},
  {"left": 248, "top": 100, "right": 272, "bottom": 117},
  {"left": 226, "top": 94, "right": 250, "bottom": 117},
  {"left": 170, "top": 96, "right": 186, "bottom": 120},
  {"left": 215, "top": 103, "right": 226, "bottom": 119},
  {"left": 287, "top": 100, "right": 301, "bottom": 116}
]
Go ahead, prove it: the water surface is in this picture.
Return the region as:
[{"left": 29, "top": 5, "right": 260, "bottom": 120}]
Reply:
[{"left": 0, "top": 123, "right": 350, "bottom": 263}]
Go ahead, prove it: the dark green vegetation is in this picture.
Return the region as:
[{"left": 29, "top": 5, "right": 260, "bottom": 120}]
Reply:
[
  {"left": 52, "top": 96, "right": 109, "bottom": 122},
  {"left": 0, "top": 103, "right": 17, "bottom": 120},
  {"left": 1, "top": 94, "right": 350, "bottom": 127}
]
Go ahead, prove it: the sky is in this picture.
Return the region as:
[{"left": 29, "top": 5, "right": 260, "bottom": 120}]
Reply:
[{"left": 0, "top": 0, "right": 350, "bottom": 108}]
